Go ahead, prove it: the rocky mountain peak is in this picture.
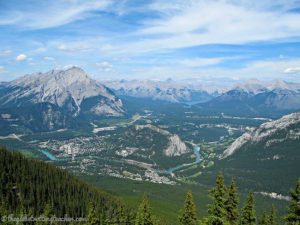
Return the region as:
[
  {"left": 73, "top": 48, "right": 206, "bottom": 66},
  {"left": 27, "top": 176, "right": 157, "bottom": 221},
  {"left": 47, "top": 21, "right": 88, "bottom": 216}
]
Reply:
[
  {"left": 59, "top": 66, "right": 88, "bottom": 81},
  {"left": 268, "top": 79, "right": 291, "bottom": 91},
  {"left": 0, "top": 67, "right": 124, "bottom": 117},
  {"left": 234, "top": 79, "right": 267, "bottom": 94}
]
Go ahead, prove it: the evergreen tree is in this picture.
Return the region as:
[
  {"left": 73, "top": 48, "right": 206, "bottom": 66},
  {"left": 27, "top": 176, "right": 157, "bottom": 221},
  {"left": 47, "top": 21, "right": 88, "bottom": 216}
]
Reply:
[
  {"left": 225, "top": 178, "right": 239, "bottom": 225},
  {"left": 15, "top": 204, "right": 26, "bottom": 225},
  {"left": 109, "top": 203, "right": 133, "bottom": 225},
  {"left": 0, "top": 201, "right": 12, "bottom": 225},
  {"left": 205, "top": 172, "right": 228, "bottom": 224},
  {"left": 43, "top": 203, "right": 56, "bottom": 225},
  {"left": 86, "top": 202, "right": 99, "bottom": 225},
  {"left": 118, "top": 204, "right": 128, "bottom": 224},
  {"left": 36, "top": 203, "right": 58, "bottom": 225},
  {"left": 240, "top": 192, "right": 256, "bottom": 225},
  {"left": 258, "top": 212, "right": 269, "bottom": 225},
  {"left": 178, "top": 191, "right": 197, "bottom": 225},
  {"left": 268, "top": 205, "right": 277, "bottom": 225},
  {"left": 259, "top": 206, "right": 277, "bottom": 225},
  {"left": 285, "top": 179, "right": 300, "bottom": 225},
  {"left": 135, "top": 195, "right": 158, "bottom": 225}
]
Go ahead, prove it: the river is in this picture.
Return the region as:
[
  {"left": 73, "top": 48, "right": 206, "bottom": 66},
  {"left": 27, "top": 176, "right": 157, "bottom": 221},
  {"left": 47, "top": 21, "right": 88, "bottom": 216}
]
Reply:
[
  {"left": 40, "top": 150, "right": 57, "bottom": 160},
  {"left": 167, "top": 144, "right": 201, "bottom": 174}
]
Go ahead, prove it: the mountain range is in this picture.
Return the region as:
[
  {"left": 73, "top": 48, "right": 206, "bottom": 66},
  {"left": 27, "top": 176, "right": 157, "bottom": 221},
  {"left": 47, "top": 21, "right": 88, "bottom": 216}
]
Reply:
[
  {"left": 198, "top": 87, "right": 300, "bottom": 118},
  {"left": 106, "top": 78, "right": 300, "bottom": 118},
  {"left": 104, "top": 79, "right": 223, "bottom": 103},
  {"left": 1, "top": 67, "right": 300, "bottom": 133},
  {"left": 104, "top": 78, "right": 300, "bottom": 105}
]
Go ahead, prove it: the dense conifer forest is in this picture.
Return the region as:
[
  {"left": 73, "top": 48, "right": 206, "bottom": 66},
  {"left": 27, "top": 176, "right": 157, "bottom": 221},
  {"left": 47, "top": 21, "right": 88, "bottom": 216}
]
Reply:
[
  {"left": 0, "top": 147, "right": 299, "bottom": 224},
  {"left": 0, "top": 147, "right": 133, "bottom": 224}
]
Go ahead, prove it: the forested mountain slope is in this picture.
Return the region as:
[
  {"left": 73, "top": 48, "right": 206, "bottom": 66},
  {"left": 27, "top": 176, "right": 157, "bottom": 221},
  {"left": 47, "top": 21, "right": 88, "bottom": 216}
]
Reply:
[
  {"left": 0, "top": 147, "right": 132, "bottom": 223},
  {"left": 198, "top": 112, "right": 300, "bottom": 194}
]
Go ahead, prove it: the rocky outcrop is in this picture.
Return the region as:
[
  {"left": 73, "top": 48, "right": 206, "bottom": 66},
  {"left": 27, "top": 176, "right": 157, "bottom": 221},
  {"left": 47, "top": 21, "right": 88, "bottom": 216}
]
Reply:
[
  {"left": 135, "top": 124, "right": 189, "bottom": 157},
  {"left": 222, "top": 112, "right": 300, "bottom": 158},
  {"left": 164, "top": 134, "right": 188, "bottom": 157}
]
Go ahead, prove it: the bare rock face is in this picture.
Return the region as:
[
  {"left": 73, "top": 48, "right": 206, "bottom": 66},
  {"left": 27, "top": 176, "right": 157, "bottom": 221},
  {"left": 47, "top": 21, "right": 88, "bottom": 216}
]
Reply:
[
  {"left": 222, "top": 112, "right": 300, "bottom": 158},
  {"left": 164, "top": 134, "right": 188, "bottom": 157},
  {"left": 135, "top": 124, "right": 189, "bottom": 157},
  {"left": 0, "top": 67, "right": 124, "bottom": 117},
  {"left": 0, "top": 67, "right": 124, "bottom": 133}
]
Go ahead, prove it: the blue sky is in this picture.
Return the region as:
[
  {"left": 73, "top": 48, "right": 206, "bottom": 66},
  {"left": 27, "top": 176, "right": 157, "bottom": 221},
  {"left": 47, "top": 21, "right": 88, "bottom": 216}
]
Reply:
[{"left": 1, "top": 0, "right": 300, "bottom": 82}]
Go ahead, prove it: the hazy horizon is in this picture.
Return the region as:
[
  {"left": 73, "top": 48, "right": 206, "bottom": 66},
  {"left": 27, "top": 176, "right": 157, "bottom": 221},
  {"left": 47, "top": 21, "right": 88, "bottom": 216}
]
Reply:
[{"left": 2, "top": 66, "right": 300, "bottom": 86}]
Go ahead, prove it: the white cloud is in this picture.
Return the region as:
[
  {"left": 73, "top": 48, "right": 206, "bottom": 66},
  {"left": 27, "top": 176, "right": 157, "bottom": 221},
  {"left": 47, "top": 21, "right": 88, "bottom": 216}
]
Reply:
[
  {"left": 57, "top": 44, "right": 69, "bottom": 51},
  {"left": 0, "top": 12, "right": 22, "bottom": 26},
  {"left": 180, "top": 57, "right": 224, "bottom": 67},
  {"left": 63, "top": 64, "right": 79, "bottom": 70},
  {"left": 142, "top": 0, "right": 300, "bottom": 37},
  {"left": 26, "top": 57, "right": 36, "bottom": 66},
  {"left": 16, "top": 54, "right": 27, "bottom": 61},
  {"left": 125, "top": 58, "right": 300, "bottom": 82},
  {"left": 284, "top": 67, "right": 300, "bottom": 74},
  {"left": 199, "top": 58, "right": 300, "bottom": 81},
  {"left": 35, "top": 47, "right": 47, "bottom": 53},
  {"left": 56, "top": 43, "right": 91, "bottom": 52},
  {"left": 0, "top": 1, "right": 112, "bottom": 29},
  {"left": 0, "top": 49, "right": 12, "bottom": 57},
  {"left": 44, "top": 56, "right": 55, "bottom": 61},
  {"left": 96, "top": 61, "right": 113, "bottom": 72},
  {"left": 231, "top": 76, "right": 240, "bottom": 81},
  {"left": 113, "top": 0, "right": 300, "bottom": 54}
]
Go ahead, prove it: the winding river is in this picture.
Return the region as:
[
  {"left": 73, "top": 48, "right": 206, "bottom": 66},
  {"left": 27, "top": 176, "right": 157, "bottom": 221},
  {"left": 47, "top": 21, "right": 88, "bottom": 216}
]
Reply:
[{"left": 167, "top": 144, "right": 201, "bottom": 174}]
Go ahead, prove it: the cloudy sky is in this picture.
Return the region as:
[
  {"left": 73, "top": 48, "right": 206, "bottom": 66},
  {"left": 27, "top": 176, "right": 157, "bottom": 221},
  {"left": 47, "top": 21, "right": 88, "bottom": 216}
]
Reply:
[{"left": 0, "top": 0, "right": 300, "bottom": 82}]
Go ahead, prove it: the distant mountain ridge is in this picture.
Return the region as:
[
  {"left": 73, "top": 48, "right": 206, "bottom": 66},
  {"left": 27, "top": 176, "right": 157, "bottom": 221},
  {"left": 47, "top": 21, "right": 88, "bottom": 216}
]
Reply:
[
  {"left": 233, "top": 79, "right": 300, "bottom": 94},
  {"left": 104, "top": 79, "right": 223, "bottom": 103},
  {"left": 198, "top": 80, "right": 300, "bottom": 118},
  {"left": 0, "top": 67, "right": 123, "bottom": 133},
  {"left": 104, "top": 78, "right": 300, "bottom": 106}
]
